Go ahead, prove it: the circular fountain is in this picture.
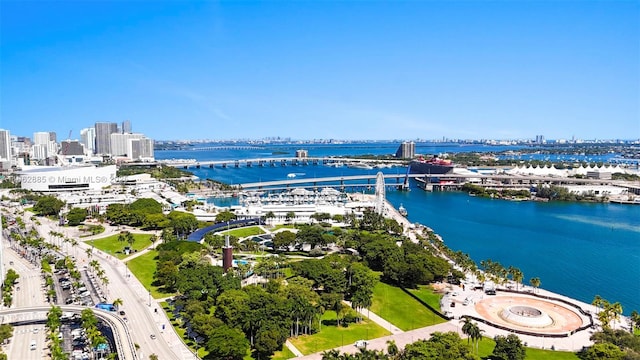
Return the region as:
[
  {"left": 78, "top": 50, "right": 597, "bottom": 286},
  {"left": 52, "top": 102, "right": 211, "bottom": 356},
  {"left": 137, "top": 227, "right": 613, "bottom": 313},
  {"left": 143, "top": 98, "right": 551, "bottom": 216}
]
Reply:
[{"left": 499, "top": 305, "right": 554, "bottom": 328}]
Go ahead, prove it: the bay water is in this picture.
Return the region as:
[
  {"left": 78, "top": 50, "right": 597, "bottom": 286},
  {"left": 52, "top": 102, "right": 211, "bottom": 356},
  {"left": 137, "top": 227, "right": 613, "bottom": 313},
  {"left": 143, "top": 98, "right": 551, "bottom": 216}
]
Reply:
[{"left": 156, "top": 144, "right": 640, "bottom": 314}]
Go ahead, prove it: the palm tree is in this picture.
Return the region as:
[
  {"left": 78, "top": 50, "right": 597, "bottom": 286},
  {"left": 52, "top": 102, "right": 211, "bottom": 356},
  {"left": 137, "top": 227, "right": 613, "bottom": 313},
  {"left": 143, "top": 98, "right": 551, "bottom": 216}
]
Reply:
[
  {"left": 386, "top": 340, "right": 399, "bottom": 357},
  {"left": 529, "top": 277, "right": 541, "bottom": 293},
  {"left": 70, "top": 238, "right": 79, "bottom": 257},
  {"left": 630, "top": 310, "right": 640, "bottom": 333},
  {"left": 513, "top": 268, "right": 524, "bottom": 291},
  {"left": 461, "top": 317, "right": 474, "bottom": 345},
  {"left": 285, "top": 211, "right": 295, "bottom": 224},
  {"left": 112, "top": 298, "right": 123, "bottom": 309},
  {"left": 608, "top": 302, "right": 623, "bottom": 329},
  {"left": 264, "top": 211, "right": 275, "bottom": 226},
  {"left": 149, "top": 235, "right": 157, "bottom": 248},
  {"left": 469, "top": 323, "right": 484, "bottom": 353},
  {"left": 86, "top": 247, "right": 93, "bottom": 259},
  {"left": 592, "top": 295, "right": 604, "bottom": 314}
]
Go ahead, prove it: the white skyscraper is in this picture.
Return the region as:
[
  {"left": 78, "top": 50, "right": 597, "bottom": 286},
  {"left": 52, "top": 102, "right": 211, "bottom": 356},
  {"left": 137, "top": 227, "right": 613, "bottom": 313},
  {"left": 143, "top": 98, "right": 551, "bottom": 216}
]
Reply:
[
  {"left": 33, "top": 131, "right": 57, "bottom": 160},
  {"left": 80, "top": 127, "right": 96, "bottom": 154},
  {"left": 0, "top": 129, "right": 11, "bottom": 161}
]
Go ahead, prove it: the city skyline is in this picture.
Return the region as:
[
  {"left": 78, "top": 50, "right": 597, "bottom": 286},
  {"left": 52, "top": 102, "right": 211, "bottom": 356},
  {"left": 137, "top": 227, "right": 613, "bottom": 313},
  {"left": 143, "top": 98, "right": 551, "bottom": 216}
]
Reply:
[{"left": 1, "top": 1, "right": 638, "bottom": 141}]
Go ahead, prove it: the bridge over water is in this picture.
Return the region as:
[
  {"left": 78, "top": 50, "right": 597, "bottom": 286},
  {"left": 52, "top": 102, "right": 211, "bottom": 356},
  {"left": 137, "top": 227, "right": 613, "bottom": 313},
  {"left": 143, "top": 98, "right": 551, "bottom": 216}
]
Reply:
[
  {"left": 236, "top": 173, "right": 629, "bottom": 191},
  {"left": 130, "top": 157, "right": 406, "bottom": 169}
]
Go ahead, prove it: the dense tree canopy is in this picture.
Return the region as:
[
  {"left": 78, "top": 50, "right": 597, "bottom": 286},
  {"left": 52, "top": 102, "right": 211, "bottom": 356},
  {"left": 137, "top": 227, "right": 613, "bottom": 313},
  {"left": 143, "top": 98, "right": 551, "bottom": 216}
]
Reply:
[
  {"left": 204, "top": 324, "right": 249, "bottom": 360},
  {"left": 66, "top": 207, "right": 88, "bottom": 226},
  {"left": 34, "top": 196, "right": 65, "bottom": 216},
  {"left": 492, "top": 334, "right": 526, "bottom": 360},
  {"left": 403, "top": 332, "right": 479, "bottom": 360}
]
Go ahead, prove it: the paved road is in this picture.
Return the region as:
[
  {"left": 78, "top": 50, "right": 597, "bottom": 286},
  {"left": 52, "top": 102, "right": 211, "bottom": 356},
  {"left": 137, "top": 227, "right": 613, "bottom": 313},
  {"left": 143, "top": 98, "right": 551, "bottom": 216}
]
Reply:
[
  {"left": 33, "top": 216, "right": 196, "bottom": 360},
  {"left": 2, "top": 245, "right": 49, "bottom": 360}
]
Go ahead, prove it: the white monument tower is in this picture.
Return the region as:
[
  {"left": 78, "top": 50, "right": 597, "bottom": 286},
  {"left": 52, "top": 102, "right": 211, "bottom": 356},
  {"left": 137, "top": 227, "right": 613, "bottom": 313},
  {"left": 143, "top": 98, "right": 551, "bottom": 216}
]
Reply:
[{"left": 375, "top": 172, "right": 385, "bottom": 215}]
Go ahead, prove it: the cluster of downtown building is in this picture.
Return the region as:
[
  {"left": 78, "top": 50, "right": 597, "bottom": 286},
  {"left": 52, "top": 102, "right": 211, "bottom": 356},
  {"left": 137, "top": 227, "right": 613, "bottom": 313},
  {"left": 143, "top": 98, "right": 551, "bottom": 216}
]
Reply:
[
  {"left": 0, "top": 121, "right": 156, "bottom": 196},
  {"left": 0, "top": 120, "right": 154, "bottom": 170}
]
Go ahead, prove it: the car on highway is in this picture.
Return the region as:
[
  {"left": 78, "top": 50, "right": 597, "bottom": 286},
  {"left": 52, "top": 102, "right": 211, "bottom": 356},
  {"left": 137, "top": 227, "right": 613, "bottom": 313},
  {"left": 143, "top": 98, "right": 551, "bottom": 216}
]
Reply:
[{"left": 150, "top": 334, "right": 156, "bottom": 340}]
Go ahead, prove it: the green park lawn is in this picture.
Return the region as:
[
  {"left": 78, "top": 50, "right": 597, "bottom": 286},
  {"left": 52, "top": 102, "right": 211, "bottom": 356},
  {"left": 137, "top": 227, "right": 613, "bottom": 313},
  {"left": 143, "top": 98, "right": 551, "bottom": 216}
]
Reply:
[
  {"left": 270, "top": 346, "right": 296, "bottom": 360},
  {"left": 86, "top": 233, "right": 153, "bottom": 259},
  {"left": 220, "top": 226, "right": 266, "bottom": 238},
  {"left": 407, "top": 285, "right": 443, "bottom": 312},
  {"left": 476, "top": 337, "right": 579, "bottom": 360},
  {"left": 126, "top": 250, "right": 175, "bottom": 298},
  {"left": 370, "top": 281, "right": 446, "bottom": 331},
  {"left": 290, "top": 310, "right": 390, "bottom": 355}
]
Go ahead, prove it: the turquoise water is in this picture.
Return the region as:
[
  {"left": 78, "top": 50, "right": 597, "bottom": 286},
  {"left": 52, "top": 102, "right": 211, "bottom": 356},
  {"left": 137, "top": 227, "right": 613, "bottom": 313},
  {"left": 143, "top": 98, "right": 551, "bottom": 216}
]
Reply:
[
  {"left": 157, "top": 146, "right": 640, "bottom": 314},
  {"left": 385, "top": 190, "right": 640, "bottom": 314}
]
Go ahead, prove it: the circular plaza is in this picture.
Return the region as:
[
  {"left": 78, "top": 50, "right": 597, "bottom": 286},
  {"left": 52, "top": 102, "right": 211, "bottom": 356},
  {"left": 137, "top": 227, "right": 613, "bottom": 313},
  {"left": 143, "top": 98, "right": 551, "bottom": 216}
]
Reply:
[{"left": 474, "top": 294, "right": 585, "bottom": 334}]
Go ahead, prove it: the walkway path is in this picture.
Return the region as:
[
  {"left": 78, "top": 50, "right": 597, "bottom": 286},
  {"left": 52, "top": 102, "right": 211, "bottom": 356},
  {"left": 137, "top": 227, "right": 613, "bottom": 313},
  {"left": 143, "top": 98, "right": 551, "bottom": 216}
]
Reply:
[
  {"left": 296, "top": 322, "right": 460, "bottom": 360},
  {"left": 285, "top": 340, "right": 305, "bottom": 358},
  {"left": 343, "top": 300, "right": 404, "bottom": 335}
]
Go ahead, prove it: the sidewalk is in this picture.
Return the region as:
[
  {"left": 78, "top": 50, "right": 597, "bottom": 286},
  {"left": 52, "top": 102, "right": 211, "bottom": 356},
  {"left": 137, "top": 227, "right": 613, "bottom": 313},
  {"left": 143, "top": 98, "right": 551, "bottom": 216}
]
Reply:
[
  {"left": 285, "top": 340, "right": 304, "bottom": 357},
  {"left": 343, "top": 300, "right": 404, "bottom": 335}
]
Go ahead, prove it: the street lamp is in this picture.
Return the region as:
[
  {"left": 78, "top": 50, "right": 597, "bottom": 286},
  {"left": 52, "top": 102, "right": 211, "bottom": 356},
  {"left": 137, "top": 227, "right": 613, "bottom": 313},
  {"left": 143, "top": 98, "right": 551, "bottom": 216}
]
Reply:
[{"left": 148, "top": 288, "right": 151, "bottom": 307}]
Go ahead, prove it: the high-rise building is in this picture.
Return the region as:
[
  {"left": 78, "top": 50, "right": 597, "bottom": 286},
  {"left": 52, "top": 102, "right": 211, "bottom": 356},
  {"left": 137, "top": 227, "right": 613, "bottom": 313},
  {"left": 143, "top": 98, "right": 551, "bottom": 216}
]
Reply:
[
  {"left": 33, "top": 132, "right": 51, "bottom": 146},
  {"left": 33, "top": 132, "right": 57, "bottom": 160},
  {"left": 122, "top": 120, "right": 132, "bottom": 134},
  {"left": 110, "top": 133, "right": 154, "bottom": 160},
  {"left": 0, "top": 129, "right": 11, "bottom": 160},
  {"left": 94, "top": 122, "right": 118, "bottom": 155},
  {"left": 131, "top": 138, "right": 154, "bottom": 161},
  {"left": 80, "top": 127, "right": 96, "bottom": 154},
  {"left": 395, "top": 141, "right": 415, "bottom": 159}
]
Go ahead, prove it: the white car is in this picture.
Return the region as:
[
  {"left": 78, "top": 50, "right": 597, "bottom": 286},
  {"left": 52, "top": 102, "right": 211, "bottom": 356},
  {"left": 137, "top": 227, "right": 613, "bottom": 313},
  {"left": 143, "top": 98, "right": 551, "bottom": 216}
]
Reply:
[{"left": 354, "top": 340, "right": 369, "bottom": 349}]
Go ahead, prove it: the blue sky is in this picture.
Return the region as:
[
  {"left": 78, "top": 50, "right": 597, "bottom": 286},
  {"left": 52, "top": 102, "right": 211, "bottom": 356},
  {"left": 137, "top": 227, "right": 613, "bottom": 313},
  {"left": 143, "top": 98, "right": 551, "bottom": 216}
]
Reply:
[{"left": 1, "top": 1, "right": 638, "bottom": 141}]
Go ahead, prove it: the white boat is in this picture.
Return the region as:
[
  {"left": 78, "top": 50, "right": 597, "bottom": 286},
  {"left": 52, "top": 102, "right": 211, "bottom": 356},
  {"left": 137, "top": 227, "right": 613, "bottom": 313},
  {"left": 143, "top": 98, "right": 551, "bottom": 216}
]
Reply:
[
  {"left": 348, "top": 162, "right": 373, "bottom": 170},
  {"left": 398, "top": 204, "right": 407, "bottom": 216}
]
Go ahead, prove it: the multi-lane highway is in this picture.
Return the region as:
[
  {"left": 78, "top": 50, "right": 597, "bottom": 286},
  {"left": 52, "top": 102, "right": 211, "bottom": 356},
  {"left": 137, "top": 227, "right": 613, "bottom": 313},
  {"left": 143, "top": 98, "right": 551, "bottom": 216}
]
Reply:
[
  {"left": 33, "top": 215, "right": 196, "bottom": 359},
  {"left": 2, "top": 205, "right": 195, "bottom": 360},
  {"left": 2, "top": 245, "right": 49, "bottom": 360}
]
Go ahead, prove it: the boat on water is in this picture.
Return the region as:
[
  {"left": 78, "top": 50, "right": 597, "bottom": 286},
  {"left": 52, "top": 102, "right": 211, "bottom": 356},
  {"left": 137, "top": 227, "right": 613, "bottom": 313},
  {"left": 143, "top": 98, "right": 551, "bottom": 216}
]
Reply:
[
  {"left": 347, "top": 162, "right": 374, "bottom": 170},
  {"left": 398, "top": 204, "right": 408, "bottom": 216},
  {"left": 409, "top": 156, "right": 455, "bottom": 175}
]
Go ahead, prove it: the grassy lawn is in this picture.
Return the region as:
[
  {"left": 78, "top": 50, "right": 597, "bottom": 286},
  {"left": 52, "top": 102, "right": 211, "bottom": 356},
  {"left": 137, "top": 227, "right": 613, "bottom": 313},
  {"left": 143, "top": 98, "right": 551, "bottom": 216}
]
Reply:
[
  {"left": 220, "top": 226, "right": 266, "bottom": 238},
  {"left": 476, "top": 337, "right": 579, "bottom": 360},
  {"left": 370, "top": 281, "right": 446, "bottom": 331},
  {"left": 273, "top": 224, "right": 296, "bottom": 230},
  {"left": 78, "top": 224, "right": 106, "bottom": 237},
  {"left": 289, "top": 310, "right": 390, "bottom": 355},
  {"left": 86, "top": 233, "right": 153, "bottom": 259},
  {"left": 407, "top": 285, "right": 443, "bottom": 312},
  {"left": 270, "top": 346, "right": 295, "bottom": 360},
  {"left": 126, "top": 250, "right": 175, "bottom": 298}
]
